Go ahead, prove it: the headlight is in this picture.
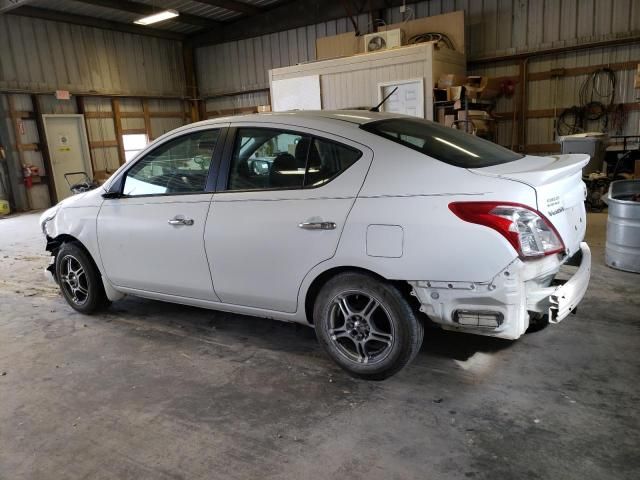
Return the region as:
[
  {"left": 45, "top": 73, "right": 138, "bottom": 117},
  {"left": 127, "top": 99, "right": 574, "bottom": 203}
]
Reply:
[{"left": 40, "top": 207, "right": 59, "bottom": 236}]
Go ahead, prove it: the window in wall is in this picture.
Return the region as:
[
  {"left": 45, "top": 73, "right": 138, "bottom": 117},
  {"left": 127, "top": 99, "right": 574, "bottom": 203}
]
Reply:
[
  {"left": 123, "top": 133, "right": 149, "bottom": 162},
  {"left": 122, "top": 129, "right": 219, "bottom": 196}
]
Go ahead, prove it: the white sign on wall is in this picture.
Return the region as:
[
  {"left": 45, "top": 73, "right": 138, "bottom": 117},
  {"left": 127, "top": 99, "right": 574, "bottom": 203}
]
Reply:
[
  {"left": 378, "top": 78, "right": 425, "bottom": 118},
  {"left": 271, "top": 75, "right": 322, "bottom": 112}
]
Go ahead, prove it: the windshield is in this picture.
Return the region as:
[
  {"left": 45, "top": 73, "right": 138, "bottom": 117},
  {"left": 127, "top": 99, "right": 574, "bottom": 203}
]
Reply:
[{"left": 361, "top": 118, "right": 523, "bottom": 168}]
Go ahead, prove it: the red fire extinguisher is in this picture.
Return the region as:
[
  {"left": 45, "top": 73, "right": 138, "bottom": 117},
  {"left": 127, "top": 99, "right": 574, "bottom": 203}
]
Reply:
[{"left": 22, "top": 164, "right": 39, "bottom": 188}]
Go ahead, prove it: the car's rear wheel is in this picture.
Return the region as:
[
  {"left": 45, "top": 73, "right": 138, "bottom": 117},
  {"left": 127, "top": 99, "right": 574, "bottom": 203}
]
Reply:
[
  {"left": 56, "top": 242, "right": 109, "bottom": 314},
  {"left": 313, "top": 272, "right": 423, "bottom": 380}
]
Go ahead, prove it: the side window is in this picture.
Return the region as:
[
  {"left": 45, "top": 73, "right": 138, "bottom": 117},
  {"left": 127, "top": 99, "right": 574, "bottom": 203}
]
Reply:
[
  {"left": 304, "top": 138, "right": 362, "bottom": 188},
  {"left": 122, "top": 129, "right": 219, "bottom": 196},
  {"left": 227, "top": 128, "right": 310, "bottom": 191}
]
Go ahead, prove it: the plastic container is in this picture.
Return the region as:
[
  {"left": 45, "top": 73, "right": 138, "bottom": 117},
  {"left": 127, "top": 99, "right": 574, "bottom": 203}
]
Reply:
[
  {"left": 559, "top": 132, "right": 608, "bottom": 175},
  {"left": 0, "top": 199, "right": 10, "bottom": 216},
  {"left": 604, "top": 179, "right": 640, "bottom": 273}
]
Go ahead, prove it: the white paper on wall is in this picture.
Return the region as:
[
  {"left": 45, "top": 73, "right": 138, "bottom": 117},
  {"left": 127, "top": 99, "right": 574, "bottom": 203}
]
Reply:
[{"left": 271, "top": 75, "right": 322, "bottom": 112}]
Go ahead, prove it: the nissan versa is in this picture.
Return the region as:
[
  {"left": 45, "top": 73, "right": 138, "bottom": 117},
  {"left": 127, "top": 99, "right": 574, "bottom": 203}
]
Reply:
[{"left": 40, "top": 111, "right": 591, "bottom": 379}]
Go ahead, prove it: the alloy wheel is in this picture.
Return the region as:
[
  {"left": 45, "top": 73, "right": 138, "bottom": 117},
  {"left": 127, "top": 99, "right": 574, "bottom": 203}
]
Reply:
[
  {"left": 59, "top": 254, "right": 89, "bottom": 306},
  {"left": 328, "top": 291, "right": 395, "bottom": 365}
]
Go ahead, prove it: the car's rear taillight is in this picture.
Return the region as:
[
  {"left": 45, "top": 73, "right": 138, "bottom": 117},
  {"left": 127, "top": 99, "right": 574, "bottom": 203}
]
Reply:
[{"left": 448, "top": 201, "right": 565, "bottom": 259}]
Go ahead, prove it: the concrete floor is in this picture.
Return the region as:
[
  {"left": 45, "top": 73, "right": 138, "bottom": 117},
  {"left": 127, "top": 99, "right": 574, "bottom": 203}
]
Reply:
[{"left": 0, "top": 212, "right": 638, "bottom": 480}]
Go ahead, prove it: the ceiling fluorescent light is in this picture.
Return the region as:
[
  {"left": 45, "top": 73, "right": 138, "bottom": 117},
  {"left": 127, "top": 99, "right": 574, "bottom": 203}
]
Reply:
[{"left": 134, "top": 9, "right": 179, "bottom": 26}]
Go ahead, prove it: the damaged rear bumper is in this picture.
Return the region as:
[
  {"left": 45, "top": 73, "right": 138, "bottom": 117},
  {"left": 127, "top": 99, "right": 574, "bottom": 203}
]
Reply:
[
  {"left": 408, "top": 242, "right": 591, "bottom": 340},
  {"left": 538, "top": 242, "right": 591, "bottom": 323}
]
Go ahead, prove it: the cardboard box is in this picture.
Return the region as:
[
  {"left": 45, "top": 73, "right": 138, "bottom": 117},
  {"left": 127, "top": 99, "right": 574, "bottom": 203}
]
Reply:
[
  {"left": 316, "top": 31, "right": 360, "bottom": 60},
  {"left": 448, "top": 86, "right": 463, "bottom": 101},
  {"left": 444, "top": 114, "right": 456, "bottom": 127},
  {"left": 464, "top": 76, "right": 502, "bottom": 100},
  {"left": 457, "top": 110, "right": 491, "bottom": 121},
  {"left": 434, "top": 85, "right": 464, "bottom": 102},
  {"left": 457, "top": 110, "right": 494, "bottom": 134},
  {"left": 438, "top": 73, "right": 467, "bottom": 89}
]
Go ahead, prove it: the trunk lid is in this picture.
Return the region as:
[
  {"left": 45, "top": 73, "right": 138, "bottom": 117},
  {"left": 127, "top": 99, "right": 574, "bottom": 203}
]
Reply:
[{"left": 470, "top": 154, "right": 589, "bottom": 256}]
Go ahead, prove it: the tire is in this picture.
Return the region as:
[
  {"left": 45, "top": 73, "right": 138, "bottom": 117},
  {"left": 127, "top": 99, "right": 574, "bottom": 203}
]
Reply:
[
  {"left": 55, "top": 242, "right": 109, "bottom": 314},
  {"left": 313, "top": 272, "right": 424, "bottom": 380}
]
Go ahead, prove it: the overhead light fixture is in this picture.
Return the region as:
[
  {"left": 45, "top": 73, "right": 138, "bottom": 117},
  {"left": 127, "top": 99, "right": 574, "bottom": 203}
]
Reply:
[{"left": 134, "top": 9, "right": 179, "bottom": 26}]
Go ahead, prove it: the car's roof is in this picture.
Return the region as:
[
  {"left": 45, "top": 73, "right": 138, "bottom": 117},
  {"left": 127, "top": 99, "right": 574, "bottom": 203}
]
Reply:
[{"left": 189, "top": 110, "right": 406, "bottom": 129}]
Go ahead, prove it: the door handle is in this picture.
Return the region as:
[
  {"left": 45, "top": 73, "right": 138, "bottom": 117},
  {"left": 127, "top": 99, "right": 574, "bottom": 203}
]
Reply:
[
  {"left": 168, "top": 217, "right": 194, "bottom": 226},
  {"left": 298, "top": 221, "right": 336, "bottom": 230}
]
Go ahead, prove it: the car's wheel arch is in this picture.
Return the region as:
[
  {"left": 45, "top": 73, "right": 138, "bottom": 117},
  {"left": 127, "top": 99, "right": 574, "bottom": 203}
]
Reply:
[
  {"left": 47, "top": 234, "right": 123, "bottom": 301},
  {"left": 302, "top": 265, "right": 417, "bottom": 325},
  {"left": 47, "top": 234, "right": 98, "bottom": 276}
]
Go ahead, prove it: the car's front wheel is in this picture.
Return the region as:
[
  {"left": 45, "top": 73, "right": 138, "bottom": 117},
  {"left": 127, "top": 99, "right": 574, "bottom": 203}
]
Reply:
[
  {"left": 55, "top": 242, "right": 109, "bottom": 314},
  {"left": 314, "top": 272, "right": 423, "bottom": 380}
]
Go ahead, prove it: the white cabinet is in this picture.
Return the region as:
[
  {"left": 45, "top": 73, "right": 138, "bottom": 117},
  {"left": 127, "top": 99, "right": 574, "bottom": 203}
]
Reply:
[{"left": 269, "top": 43, "right": 465, "bottom": 121}]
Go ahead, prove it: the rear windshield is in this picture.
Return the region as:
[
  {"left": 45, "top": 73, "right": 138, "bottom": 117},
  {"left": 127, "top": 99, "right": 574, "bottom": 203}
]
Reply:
[{"left": 361, "top": 118, "right": 523, "bottom": 168}]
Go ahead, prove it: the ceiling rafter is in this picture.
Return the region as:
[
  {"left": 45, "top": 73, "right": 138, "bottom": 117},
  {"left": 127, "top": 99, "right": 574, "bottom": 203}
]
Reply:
[
  {"left": 193, "top": 0, "right": 261, "bottom": 16},
  {"left": 71, "top": 0, "right": 220, "bottom": 28}
]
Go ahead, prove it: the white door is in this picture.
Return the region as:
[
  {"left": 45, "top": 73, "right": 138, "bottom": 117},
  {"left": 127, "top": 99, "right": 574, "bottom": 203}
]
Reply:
[
  {"left": 97, "top": 128, "right": 222, "bottom": 300},
  {"left": 379, "top": 79, "right": 425, "bottom": 118},
  {"left": 42, "top": 114, "right": 93, "bottom": 202},
  {"left": 205, "top": 125, "right": 372, "bottom": 313}
]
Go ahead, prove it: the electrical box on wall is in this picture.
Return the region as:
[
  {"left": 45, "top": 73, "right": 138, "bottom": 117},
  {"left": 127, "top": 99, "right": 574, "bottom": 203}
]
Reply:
[{"left": 364, "top": 29, "right": 403, "bottom": 53}]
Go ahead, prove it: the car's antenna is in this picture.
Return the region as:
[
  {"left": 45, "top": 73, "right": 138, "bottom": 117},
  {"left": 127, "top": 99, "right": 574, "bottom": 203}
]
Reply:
[{"left": 369, "top": 87, "right": 398, "bottom": 112}]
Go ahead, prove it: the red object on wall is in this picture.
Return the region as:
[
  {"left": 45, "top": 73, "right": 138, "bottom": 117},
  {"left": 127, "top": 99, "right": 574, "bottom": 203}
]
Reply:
[{"left": 22, "top": 164, "right": 39, "bottom": 188}]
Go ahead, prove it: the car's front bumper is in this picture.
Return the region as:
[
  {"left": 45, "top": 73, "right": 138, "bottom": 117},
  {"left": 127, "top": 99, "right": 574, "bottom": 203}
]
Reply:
[{"left": 408, "top": 242, "right": 592, "bottom": 340}]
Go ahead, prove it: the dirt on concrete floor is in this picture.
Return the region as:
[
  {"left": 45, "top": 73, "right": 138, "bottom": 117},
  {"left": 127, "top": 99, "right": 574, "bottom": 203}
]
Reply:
[{"left": 0, "top": 211, "right": 639, "bottom": 480}]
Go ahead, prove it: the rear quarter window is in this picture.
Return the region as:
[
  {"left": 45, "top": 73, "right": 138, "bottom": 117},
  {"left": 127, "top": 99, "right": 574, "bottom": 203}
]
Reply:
[{"left": 361, "top": 118, "right": 522, "bottom": 168}]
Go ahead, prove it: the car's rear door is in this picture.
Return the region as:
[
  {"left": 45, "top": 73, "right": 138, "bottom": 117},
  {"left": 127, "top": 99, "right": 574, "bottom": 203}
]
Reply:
[
  {"left": 97, "top": 126, "right": 226, "bottom": 300},
  {"left": 204, "top": 123, "right": 373, "bottom": 313}
]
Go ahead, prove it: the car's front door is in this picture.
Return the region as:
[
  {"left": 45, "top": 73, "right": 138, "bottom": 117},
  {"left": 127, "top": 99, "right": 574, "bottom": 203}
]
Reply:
[
  {"left": 204, "top": 124, "right": 373, "bottom": 313},
  {"left": 97, "top": 127, "right": 225, "bottom": 300}
]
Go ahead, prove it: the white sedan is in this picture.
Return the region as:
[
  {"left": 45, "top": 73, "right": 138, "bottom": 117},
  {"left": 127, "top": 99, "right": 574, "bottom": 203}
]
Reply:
[{"left": 40, "top": 111, "right": 591, "bottom": 379}]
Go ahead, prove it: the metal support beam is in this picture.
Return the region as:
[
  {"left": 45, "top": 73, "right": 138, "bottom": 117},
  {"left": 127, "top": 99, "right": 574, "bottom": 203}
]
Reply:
[
  {"left": 111, "top": 98, "right": 126, "bottom": 166},
  {"left": 0, "top": 0, "right": 32, "bottom": 13},
  {"left": 188, "top": 0, "right": 408, "bottom": 47},
  {"left": 71, "top": 0, "right": 220, "bottom": 28},
  {"left": 468, "top": 35, "right": 640, "bottom": 65},
  {"left": 11, "top": 6, "right": 185, "bottom": 40},
  {"left": 32, "top": 94, "right": 56, "bottom": 205},
  {"left": 183, "top": 44, "right": 202, "bottom": 123},
  {"left": 193, "top": 0, "right": 261, "bottom": 16}
]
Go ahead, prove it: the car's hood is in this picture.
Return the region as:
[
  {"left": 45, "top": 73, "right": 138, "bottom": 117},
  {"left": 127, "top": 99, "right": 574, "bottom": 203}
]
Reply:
[{"left": 39, "top": 187, "right": 105, "bottom": 227}]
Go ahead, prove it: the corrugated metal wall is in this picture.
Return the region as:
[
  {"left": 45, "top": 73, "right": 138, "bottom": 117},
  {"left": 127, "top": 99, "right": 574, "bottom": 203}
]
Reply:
[
  {"left": 196, "top": 0, "right": 640, "bottom": 98},
  {"left": 0, "top": 14, "right": 190, "bottom": 211},
  {"left": 196, "top": 0, "right": 639, "bottom": 152},
  {"left": 0, "top": 14, "right": 186, "bottom": 97},
  {"left": 196, "top": 12, "right": 371, "bottom": 98},
  {"left": 469, "top": 43, "right": 640, "bottom": 150},
  {"left": 0, "top": 92, "right": 190, "bottom": 211}
]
